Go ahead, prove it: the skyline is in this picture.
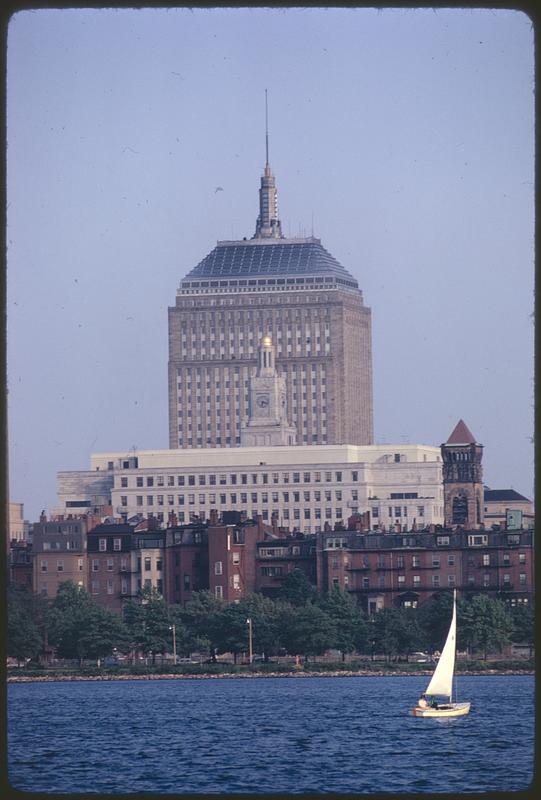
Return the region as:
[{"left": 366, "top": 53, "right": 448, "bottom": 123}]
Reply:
[{"left": 7, "top": 7, "right": 534, "bottom": 520}]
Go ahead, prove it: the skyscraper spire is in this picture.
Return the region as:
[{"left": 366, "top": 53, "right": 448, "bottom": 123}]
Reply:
[
  {"left": 265, "top": 88, "right": 269, "bottom": 167},
  {"left": 253, "top": 90, "right": 283, "bottom": 239}
]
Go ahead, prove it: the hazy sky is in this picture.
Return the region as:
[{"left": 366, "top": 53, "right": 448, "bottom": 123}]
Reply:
[{"left": 7, "top": 7, "right": 534, "bottom": 521}]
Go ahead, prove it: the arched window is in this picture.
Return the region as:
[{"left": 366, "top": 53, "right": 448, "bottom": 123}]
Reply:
[{"left": 452, "top": 494, "right": 468, "bottom": 525}]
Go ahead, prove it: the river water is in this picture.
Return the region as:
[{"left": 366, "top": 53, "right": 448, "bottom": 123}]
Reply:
[{"left": 7, "top": 674, "right": 534, "bottom": 794}]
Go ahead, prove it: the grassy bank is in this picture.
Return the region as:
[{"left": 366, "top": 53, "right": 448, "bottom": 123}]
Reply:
[{"left": 7, "top": 658, "right": 534, "bottom": 681}]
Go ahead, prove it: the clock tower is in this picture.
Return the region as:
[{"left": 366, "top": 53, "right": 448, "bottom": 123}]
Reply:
[{"left": 240, "top": 336, "right": 297, "bottom": 447}]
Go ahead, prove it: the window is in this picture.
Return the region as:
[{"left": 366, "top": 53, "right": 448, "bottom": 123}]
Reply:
[
  {"left": 99, "top": 538, "right": 107, "bottom": 552},
  {"left": 107, "top": 580, "right": 114, "bottom": 595},
  {"left": 432, "top": 557, "right": 440, "bottom": 568},
  {"left": 412, "top": 556, "right": 420, "bottom": 568},
  {"left": 519, "top": 573, "right": 527, "bottom": 585},
  {"left": 144, "top": 558, "right": 151, "bottom": 571},
  {"left": 215, "top": 585, "right": 223, "bottom": 599},
  {"left": 147, "top": 477, "right": 154, "bottom": 487},
  {"left": 447, "top": 554, "right": 455, "bottom": 566},
  {"left": 121, "top": 477, "right": 128, "bottom": 488},
  {"left": 57, "top": 560, "right": 64, "bottom": 572},
  {"left": 232, "top": 552, "right": 240, "bottom": 565},
  {"left": 92, "top": 559, "right": 99, "bottom": 572},
  {"left": 91, "top": 580, "right": 100, "bottom": 594},
  {"left": 107, "top": 559, "right": 114, "bottom": 572},
  {"left": 413, "top": 575, "right": 420, "bottom": 587},
  {"left": 519, "top": 553, "right": 526, "bottom": 564},
  {"left": 78, "top": 558, "right": 84, "bottom": 572},
  {"left": 437, "top": 536, "right": 449, "bottom": 546},
  {"left": 483, "top": 554, "right": 490, "bottom": 566},
  {"left": 215, "top": 561, "right": 223, "bottom": 575},
  {"left": 113, "top": 538, "right": 121, "bottom": 552},
  {"left": 136, "top": 477, "right": 143, "bottom": 487},
  {"left": 448, "top": 574, "right": 456, "bottom": 586},
  {"left": 432, "top": 575, "right": 440, "bottom": 587}
]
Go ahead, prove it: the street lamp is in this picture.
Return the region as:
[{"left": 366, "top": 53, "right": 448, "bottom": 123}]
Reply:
[
  {"left": 169, "top": 624, "right": 177, "bottom": 666},
  {"left": 246, "top": 617, "right": 253, "bottom": 664}
]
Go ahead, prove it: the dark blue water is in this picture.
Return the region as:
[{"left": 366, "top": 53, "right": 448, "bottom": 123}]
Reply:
[{"left": 8, "top": 675, "right": 534, "bottom": 794}]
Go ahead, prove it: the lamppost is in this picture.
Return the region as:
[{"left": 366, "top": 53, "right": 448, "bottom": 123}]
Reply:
[
  {"left": 169, "top": 624, "right": 177, "bottom": 666},
  {"left": 246, "top": 618, "right": 253, "bottom": 664}
]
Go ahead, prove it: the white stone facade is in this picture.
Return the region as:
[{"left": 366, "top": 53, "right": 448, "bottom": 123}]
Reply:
[{"left": 57, "top": 444, "right": 444, "bottom": 533}]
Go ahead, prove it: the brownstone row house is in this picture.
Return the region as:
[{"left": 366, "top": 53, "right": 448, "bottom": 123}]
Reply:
[{"left": 12, "top": 508, "right": 533, "bottom": 616}]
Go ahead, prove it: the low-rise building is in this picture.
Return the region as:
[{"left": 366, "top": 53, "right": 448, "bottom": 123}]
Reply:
[
  {"left": 483, "top": 489, "right": 534, "bottom": 530},
  {"left": 316, "top": 526, "right": 534, "bottom": 612},
  {"left": 32, "top": 516, "right": 88, "bottom": 598},
  {"left": 56, "top": 443, "right": 445, "bottom": 533}
]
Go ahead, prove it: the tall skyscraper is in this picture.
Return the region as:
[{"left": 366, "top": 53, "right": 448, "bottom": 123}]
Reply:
[{"left": 168, "top": 140, "right": 373, "bottom": 450}]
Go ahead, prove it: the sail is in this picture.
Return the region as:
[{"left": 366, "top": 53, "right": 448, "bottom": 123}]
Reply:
[{"left": 424, "top": 592, "right": 457, "bottom": 699}]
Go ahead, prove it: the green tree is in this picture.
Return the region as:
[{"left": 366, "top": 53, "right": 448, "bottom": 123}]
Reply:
[
  {"left": 394, "top": 607, "right": 424, "bottom": 659},
  {"left": 318, "top": 587, "right": 367, "bottom": 660},
  {"left": 370, "top": 608, "right": 422, "bottom": 661},
  {"left": 180, "top": 590, "right": 224, "bottom": 660},
  {"left": 123, "top": 587, "right": 174, "bottom": 664},
  {"left": 277, "top": 569, "right": 317, "bottom": 606},
  {"left": 460, "top": 594, "right": 513, "bottom": 659},
  {"left": 417, "top": 591, "right": 455, "bottom": 654},
  {"left": 277, "top": 603, "right": 336, "bottom": 660},
  {"left": 47, "top": 581, "right": 128, "bottom": 665},
  {"left": 7, "top": 586, "right": 44, "bottom": 664},
  {"left": 510, "top": 604, "right": 534, "bottom": 656},
  {"left": 241, "top": 594, "right": 283, "bottom": 662},
  {"left": 212, "top": 603, "right": 252, "bottom": 663}
]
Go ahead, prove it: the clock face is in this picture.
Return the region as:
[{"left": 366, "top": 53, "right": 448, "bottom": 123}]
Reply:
[{"left": 256, "top": 394, "right": 269, "bottom": 409}]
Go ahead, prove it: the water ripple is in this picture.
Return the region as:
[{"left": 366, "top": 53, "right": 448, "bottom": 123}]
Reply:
[{"left": 8, "top": 674, "right": 534, "bottom": 794}]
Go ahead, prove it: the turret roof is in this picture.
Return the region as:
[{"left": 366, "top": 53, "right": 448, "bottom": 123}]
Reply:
[{"left": 446, "top": 419, "right": 478, "bottom": 445}]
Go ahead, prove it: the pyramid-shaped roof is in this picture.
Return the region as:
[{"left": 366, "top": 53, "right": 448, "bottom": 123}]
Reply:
[
  {"left": 181, "top": 238, "right": 358, "bottom": 284},
  {"left": 446, "top": 419, "right": 477, "bottom": 445}
]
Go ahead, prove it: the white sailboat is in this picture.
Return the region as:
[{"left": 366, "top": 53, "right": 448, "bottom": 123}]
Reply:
[{"left": 410, "top": 590, "right": 471, "bottom": 718}]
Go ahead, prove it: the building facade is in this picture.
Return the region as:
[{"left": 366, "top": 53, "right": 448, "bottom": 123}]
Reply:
[
  {"left": 32, "top": 517, "right": 89, "bottom": 598},
  {"left": 483, "top": 489, "right": 534, "bottom": 530},
  {"left": 316, "top": 526, "right": 534, "bottom": 613},
  {"left": 441, "top": 420, "right": 485, "bottom": 528},
  {"left": 56, "top": 443, "right": 445, "bottom": 533},
  {"left": 168, "top": 153, "right": 373, "bottom": 450}
]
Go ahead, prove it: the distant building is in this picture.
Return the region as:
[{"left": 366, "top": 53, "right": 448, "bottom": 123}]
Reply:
[
  {"left": 168, "top": 147, "right": 373, "bottom": 450},
  {"left": 441, "top": 420, "right": 484, "bottom": 528},
  {"left": 56, "top": 443, "right": 445, "bottom": 533},
  {"left": 9, "top": 540, "right": 33, "bottom": 590},
  {"left": 32, "top": 516, "right": 89, "bottom": 598},
  {"left": 483, "top": 489, "right": 534, "bottom": 530},
  {"left": 316, "top": 526, "right": 534, "bottom": 612},
  {"left": 8, "top": 502, "right": 29, "bottom": 549}
]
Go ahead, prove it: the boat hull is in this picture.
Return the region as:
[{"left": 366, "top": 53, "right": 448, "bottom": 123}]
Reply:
[{"left": 411, "top": 702, "right": 471, "bottom": 718}]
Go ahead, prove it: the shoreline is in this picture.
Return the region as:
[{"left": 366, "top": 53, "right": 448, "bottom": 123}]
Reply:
[{"left": 7, "top": 668, "right": 534, "bottom": 683}]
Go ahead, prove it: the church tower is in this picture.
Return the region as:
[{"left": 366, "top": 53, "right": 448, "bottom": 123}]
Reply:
[
  {"left": 441, "top": 419, "right": 484, "bottom": 528},
  {"left": 240, "top": 336, "right": 297, "bottom": 447}
]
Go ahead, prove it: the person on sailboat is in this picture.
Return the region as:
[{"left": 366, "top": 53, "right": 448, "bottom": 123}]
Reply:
[{"left": 418, "top": 694, "right": 429, "bottom": 709}]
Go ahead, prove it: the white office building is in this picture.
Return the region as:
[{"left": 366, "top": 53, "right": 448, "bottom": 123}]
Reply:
[{"left": 56, "top": 442, "right": 444, "bottom": 533}]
